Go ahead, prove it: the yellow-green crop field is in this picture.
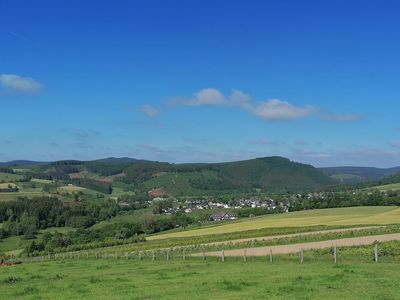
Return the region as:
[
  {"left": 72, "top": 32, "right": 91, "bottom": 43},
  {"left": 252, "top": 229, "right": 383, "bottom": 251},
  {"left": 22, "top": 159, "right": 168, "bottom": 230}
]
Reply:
[
  {"left": 149, "top": 206, "right": 400, "bottom": 240},
  {"left": 30, "top": 178, "right": 54, "bottom": 184},
  {"left": 58, "top": 185, "right": 87, "bottom": 192},
  {"left": 367, "top": 183, "right": 400, "bottom": 192}
]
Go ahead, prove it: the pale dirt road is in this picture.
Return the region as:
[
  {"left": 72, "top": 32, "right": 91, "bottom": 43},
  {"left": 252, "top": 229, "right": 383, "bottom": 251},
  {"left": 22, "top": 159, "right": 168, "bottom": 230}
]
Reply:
[
  {"left": 201, "top": 226, "right": 383, "bottom": 247},
  {"left": 192, "top": 233, "right": 400, "bottom": 257}
]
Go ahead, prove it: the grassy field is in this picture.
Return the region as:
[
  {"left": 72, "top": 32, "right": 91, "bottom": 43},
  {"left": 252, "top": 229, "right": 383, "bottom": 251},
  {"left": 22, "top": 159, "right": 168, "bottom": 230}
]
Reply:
[
  {"left": 1, "top": 258, "right": 400, "bottom": 299},
  {"left": 367, "top": 183, "right": 400, "bottom": 192},
  {"left": 0, "top": 191, "right": 45, "bottom": 202},
  {"left": 0, "top": 182, "right": 18, "bottom": 188},
  {"left": 30, "top": 178, "right": 53, "bottom": 184},
  {"left": 58, "top": 184, "right": 87, "bottom": 192},
  {"left": 0, "top": 172, "right": 24, "bottom": 182},
  {"left": 149, "top": 206, "right": 400, "bottom": 240}
]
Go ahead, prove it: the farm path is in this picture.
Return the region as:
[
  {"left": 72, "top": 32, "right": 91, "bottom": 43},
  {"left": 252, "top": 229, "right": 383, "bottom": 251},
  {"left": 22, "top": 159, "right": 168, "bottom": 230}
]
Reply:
[
  {"left": 201, "top": 226, "right": 383, "bottom": 247},
  {"left": 193, "top": 232, "right": 400, "bottom": 257}
]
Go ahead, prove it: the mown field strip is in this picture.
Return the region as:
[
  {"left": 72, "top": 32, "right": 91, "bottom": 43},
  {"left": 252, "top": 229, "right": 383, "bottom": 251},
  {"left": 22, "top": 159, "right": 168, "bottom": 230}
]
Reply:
[
  {"left": 196, "top": 233, "right": 400, "bottom": 256},
  {"left": 149, "top": 206, "right": 400, "bottom": 240},
  {"left": 202, "top": 225, "right": 384, "bottom": 247}
]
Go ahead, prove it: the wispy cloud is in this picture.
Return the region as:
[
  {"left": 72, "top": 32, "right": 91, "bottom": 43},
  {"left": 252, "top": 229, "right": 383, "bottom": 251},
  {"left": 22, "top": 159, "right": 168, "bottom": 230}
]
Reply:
[
  {"left": 162, "top": 88, "right": 360, "bottom": 123},
  {"left": 49, "top": 142, "right": 60, "bottom": 147},
  {"left": 321, "top": 113, "right": 363, "bottom": 122},
  {"left": 294, "top": 140, "right": 310, "bottom": 145},
  {"left": 72, "top": 129, "right": 100, "bottom": 149},
  {"left": 139, "top": 104, "right": 160, "bottom": 117},
  {"left": 167, "top": 88, "right": 319, "bottom": 121},
  {"left": 169, "top": 88, "right": 226, "bottom": 106},
  {"left": 388, "top": 141, "right": 400, "bottom": 148},
  {"left": 0, "top": 74, "right": 43, "bottom": 93},
  {"left": 250, "top": 99, "right": 319, "bottom": 121},
  {"left": 248, "top": 139, "right": 281, "bottom": 145}
]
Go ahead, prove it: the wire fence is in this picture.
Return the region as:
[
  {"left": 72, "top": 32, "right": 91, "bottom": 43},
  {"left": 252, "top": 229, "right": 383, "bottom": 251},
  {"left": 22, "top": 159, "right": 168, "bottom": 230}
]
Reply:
[{"left": 5, "top": 241, "right": 400, "bottom": 266}]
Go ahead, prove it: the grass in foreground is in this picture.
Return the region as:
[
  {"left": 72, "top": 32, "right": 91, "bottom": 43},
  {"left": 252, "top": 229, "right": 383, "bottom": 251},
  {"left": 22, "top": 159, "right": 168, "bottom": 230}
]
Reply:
[
  {"left": 149, "top": 206, "right": 400, "bottom": 240},
  {"left": 1, "top": 257, "right": 400, "bottom": 299}
]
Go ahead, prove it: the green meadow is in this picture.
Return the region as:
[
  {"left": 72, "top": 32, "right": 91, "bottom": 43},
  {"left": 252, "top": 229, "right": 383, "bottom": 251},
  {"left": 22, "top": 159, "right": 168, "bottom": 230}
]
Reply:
[{"left": 1, "top": 258, "right": 400, "bottom": 300}]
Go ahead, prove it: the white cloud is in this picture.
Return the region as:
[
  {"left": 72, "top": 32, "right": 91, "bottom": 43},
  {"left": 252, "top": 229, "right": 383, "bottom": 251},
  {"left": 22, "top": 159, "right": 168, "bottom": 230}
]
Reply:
[
  {"left": 170, "top": 88, "right": 226, "bottom": 106},
  {"left": 321, "top": 113, "right": 363, "bottom": 122},
  {"left": 229, "top": 90, "right": 252, "bottom": 109},
  {"left": 248, "top": 139, "right": 280, "bottom": 145},
  {"left": 249, "top": 99, "right": 319, "bottom": 121},
  {"left": 162, "top": 88, "right": 362, "bottom": 122},
  {"left": 0, "top": 74, "right": 43, "bottom": 93},
  {"left": 139, "top": 104, "right": 160, "bottom": 117}
]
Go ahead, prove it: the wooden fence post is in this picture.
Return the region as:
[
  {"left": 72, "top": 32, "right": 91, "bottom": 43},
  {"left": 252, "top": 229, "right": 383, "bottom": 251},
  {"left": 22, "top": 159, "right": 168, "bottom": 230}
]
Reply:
[
  {"left": 203, "top": 251, "right": 206, "bottom": 261},
  {"left": 183, "top": 249, "right": 186, "bottom": 261},
  {"left": 152, "top": 251, "right": 155, "bottom": 261},
  {"left": 300, "top": 249, "right": 304, "bottom": 264},
  {"left": 374, "top": 244, "right": 378, "bottom": 263},
  {"left": 333, "top": 246, "right": 337, "bottom": 264},
  {"left": 221, "top": 249, "right": 225, "bottom": 262},
  {"left": 243, "top": 249, "right": 247, "bottom": 263}
]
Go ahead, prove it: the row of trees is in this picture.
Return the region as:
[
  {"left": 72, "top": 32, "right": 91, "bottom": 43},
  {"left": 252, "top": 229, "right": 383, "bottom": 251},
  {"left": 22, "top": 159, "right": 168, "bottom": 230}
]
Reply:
[{"left": 290, "top": 190, "right": 400, "bottom": 211}]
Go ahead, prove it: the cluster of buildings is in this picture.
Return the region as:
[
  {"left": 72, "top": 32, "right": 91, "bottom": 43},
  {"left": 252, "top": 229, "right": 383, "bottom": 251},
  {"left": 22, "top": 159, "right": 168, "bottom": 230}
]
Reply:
[{"left": 148, "top": 196, "right": 291, "bottom": 220}]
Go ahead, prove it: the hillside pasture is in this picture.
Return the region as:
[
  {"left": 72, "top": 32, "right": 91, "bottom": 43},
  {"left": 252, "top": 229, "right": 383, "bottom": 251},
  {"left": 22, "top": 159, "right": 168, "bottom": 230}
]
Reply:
[
  {"left": 149, "top": 206, "right": 400, "bottom": 240},
  {"left": 0, "top": 183, "right": 18, "bottom": 189},
  {"left": 30, "top": 178, "right": 53, "bottom": 184},
  {"left": 0, "top": 172, "right": 24, "bottom": 182},
  {"left": 58, "top": 185, "right": 87, "bottom": 192},
  {"left": 0, "top": 191, "right": 45, "bottom": 202},
  {"left": 367, "top": 183, "right": 400, "bottom": 192}
]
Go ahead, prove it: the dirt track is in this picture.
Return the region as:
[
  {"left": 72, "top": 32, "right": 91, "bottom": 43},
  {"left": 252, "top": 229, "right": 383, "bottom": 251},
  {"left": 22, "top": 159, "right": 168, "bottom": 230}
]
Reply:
[
  {"left": 202, "top": 226, "right": 383, "bottom": 247},
  {"left": 193, "top": 233, "right": 400, "bottom": 257}
]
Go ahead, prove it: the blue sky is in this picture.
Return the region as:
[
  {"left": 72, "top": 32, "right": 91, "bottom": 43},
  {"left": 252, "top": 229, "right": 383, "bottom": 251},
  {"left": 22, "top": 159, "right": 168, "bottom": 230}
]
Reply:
[{"left": 1, "top": 0, "right": 400, "bottom": 167}]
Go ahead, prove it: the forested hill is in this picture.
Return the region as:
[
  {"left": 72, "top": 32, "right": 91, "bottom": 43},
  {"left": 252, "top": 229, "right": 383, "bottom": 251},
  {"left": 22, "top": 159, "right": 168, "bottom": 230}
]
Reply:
[{"left": 4, "top": 156, "right": 335, "bottom": 194}]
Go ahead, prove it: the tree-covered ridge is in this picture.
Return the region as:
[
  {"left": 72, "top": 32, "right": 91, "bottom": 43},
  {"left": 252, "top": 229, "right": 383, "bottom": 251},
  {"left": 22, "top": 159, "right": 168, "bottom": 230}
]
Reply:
[
  {"left": 105, "top": 156, "right": 334, "bottom": 193},
  {"left": 6, "top": 156, "right": 334, "bottom": 195}
]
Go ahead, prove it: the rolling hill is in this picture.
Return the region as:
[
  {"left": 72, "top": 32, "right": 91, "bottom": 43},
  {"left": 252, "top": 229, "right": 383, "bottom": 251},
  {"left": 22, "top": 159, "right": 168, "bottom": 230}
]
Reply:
[
  {"left": 1, "top": 156, "right": 335, "bottom": 195},
  {"left": 116, "top": 156, "right": 335, "bottom": 194}
]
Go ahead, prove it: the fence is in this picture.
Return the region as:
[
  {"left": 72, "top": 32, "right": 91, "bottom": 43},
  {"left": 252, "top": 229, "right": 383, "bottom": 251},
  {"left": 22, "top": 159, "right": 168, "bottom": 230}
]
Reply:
[{"left": 3, "top": 242, "right": 394, "bottom": 266}]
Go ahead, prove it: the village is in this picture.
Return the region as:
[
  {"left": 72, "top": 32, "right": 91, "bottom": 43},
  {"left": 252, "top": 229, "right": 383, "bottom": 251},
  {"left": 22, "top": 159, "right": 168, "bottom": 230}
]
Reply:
[{"left": 148, "top": 196, "right": 293, "bottom": 221}]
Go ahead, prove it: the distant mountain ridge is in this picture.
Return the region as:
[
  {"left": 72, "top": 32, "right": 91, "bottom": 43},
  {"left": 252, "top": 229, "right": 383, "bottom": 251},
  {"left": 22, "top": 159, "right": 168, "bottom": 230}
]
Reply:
[
  {"left": 2, "top": 157, "right": 400, "bottom": 193},
  {"left": 0, "top": 160, "right": 47, "bottom": 166},
  {"left": 320, "top": 166, "right": 400, "bottom": 184}
]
